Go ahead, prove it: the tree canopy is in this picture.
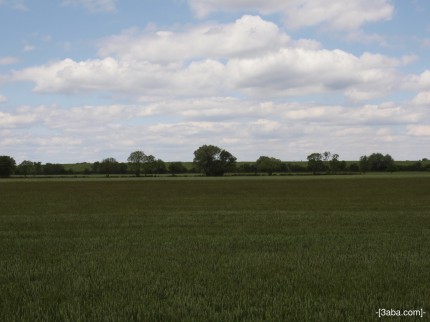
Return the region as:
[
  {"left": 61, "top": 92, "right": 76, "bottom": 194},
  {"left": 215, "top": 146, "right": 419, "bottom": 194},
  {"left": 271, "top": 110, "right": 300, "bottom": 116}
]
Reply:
[
  {"left": 307, "top": 153, "right": 325, "bottom": 174},
  {"left": 127, "top": 151, "right": 146, "bottom": 177},
  {"left": 193, "top": 145, "right": 236, "bottom": 176},
  {"left": 359, "top": 153, "right": 395, "bottom": 172},
  {"left": 255, "top": 156, "right": 282, "bottom": 175},
  {"left": 0, "top": 156, "right": 16, "bottom": 177}
]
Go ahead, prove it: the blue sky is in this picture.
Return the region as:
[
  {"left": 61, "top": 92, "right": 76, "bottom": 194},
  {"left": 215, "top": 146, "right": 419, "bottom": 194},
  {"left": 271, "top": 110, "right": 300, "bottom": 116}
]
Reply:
[{"left": 1, "top": 0, "right": 430, "bottom": 163}]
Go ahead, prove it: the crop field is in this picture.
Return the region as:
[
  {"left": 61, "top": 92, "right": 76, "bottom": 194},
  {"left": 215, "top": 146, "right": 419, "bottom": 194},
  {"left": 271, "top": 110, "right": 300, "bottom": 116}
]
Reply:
[{"left": 1, "top": 176, "right": 429, "bottom": 321}]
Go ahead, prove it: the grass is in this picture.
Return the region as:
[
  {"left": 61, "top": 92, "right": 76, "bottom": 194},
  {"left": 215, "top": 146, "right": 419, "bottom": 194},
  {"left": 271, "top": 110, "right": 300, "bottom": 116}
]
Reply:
[{"left": 1, "top": 176, "right": 429, "bottom": 321}]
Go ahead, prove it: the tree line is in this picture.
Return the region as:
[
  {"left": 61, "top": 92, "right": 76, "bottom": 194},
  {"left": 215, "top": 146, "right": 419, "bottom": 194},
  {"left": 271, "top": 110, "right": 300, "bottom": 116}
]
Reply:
[{"left": 1, "top": 145, "right": 429, "bottom": 178}]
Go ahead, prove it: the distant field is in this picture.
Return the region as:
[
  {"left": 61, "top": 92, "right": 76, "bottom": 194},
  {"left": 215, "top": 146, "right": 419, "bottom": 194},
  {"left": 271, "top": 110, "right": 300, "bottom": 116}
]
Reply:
[{"left": 1, "top": 176, "right": 429, "bottom": 321}]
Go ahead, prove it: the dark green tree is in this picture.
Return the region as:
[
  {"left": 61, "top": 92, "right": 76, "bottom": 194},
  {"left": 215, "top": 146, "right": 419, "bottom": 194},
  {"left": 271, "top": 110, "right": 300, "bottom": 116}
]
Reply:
[
  {"left": 142, "top": 154, "right": 156, "bottom": 176},
  {"left": 237, "top": 163, "right": 257, "bottom": 174},
  {"left": 349, "top": 163, "right": 360, "bottom": 172},
  {"left": 322, "top": 151, "right": 332, "bottom": 170},
  {"left": 43, "top": 163, "right": 66, "bottom": 175},
  {"left": 92, "top": 161, "right": 101, "bottom": 174},
  {"left": 367, "top": 153, "right": 395, "bottom": 172},
  {"left": 255, "top": 156, "right": 282, "bottom": 175},
  {"left": 328, "top": 154, "right": 340, "bottom": 174},
  {"left": 193, "top": 145, "right": 236, "bottom": 176},
  {"left": 359, "top": 155, "right": 370, "bottom": 173},
  {"left": 146, "top": 158, "right": 167, "bottom": 175},
  {"left": 0, "top": 156, "right": 16, "bottom": 177},
  {"left": 17, "top": 160, "right": 34, "bottom": 177},
  {"left": 307, "top": 153, "right": 325, "bottom": 174},
  {"left": 168, "top": 162, "right": 188, "bottom": 175},
  {"left": 100, "top": 157, "right": 118, "bottom": 177},
  {"left": 33, "top": 162, "right": 43, "bottom": 176},
  {"left": 127, "top": 151, "right": 146, "bottom": 177}
]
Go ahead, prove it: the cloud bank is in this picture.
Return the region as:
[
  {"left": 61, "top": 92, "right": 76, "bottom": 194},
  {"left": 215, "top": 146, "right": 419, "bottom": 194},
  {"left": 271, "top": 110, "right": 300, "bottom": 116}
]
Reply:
[{"left": 2, "top": 11, "right": 429, "bottom": 163}]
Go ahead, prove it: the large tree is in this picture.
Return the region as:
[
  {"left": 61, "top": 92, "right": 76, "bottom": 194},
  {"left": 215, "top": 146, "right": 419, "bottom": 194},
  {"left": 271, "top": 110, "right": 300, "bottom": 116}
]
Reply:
[
  {"left": 17, "top": 160, "right": 34, "bottom": 177},
  {"left": 360, "top": 153, "right": 396, "bottom": 172},
  {"left": 193, "top": 145, "right": 236, "bottom": 176},
  {"left": 0, "top": 156, "right": 16, "bottom": 178},
  {"left": 127, "top": 151, "right": 146, "bottom": 177},
  {"left": 100, "top": 157, "right": 118, "bottom": 177},
  {"left": 255, "top": 156, "right": 282, "bottom": 176},
  {"left": 307, "top": 153, "right": 325, "bottom": 174}
]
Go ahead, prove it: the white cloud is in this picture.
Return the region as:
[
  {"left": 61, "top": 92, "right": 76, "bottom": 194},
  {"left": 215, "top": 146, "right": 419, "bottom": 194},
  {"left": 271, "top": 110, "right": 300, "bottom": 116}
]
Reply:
[
  {"left": 98, "top": 15, "right": 290, "bottom": 62},
  {"left": 417, "top": 70, "right": 430, "bottom": 89},
  {"left": 228, "top": 49, "right": 406, "bottom": 99},
  {"left": 0, "top": 110, "right": 37, "bottom": 127},
  {"left": 188, "top": 0, "right": 394, "bottom": 30},
  {"left": 23, "top": 44, "right": 35, "bottom": 52},
  {"left": 12, "top": 57, "right": 228, "bottom": 97},
  {"left": 11, "top": 16, "right": 410, "bottom": 101},
  {"left": 405, "top": 70, "right": 430, "bottom": 93},
  {"left": 1, "top": 97, "right": 428, "bottom": 162},
  {"left": 0, "top": 56, "right": 19, "bottom": 65},
  {"left": 412, "top": 92, "right": 430, "bottom": 105},
  {"left": 61, "top": 0, "right": 117, "bottom": 13},
  {"left": 0, "top": 0, "right": 28, "bottom": 10},
  {"left": 407, "top": 125, "right": 430, "bottom": 137}
]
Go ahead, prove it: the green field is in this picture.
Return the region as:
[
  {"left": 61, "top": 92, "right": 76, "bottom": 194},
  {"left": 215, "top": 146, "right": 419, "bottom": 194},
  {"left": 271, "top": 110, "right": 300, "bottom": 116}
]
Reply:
[{"left": 1, "top": 176, "right": 429, "bottom": 321}]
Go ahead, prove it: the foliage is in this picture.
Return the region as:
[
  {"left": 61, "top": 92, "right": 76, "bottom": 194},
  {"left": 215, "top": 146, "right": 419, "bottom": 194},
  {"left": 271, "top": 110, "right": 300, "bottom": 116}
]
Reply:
[
  {"left": 193, "top": 145, "right": 237, "bottom": 176},
  {"left": 348, "top": 163, "right": 360, "bottom": 172},
  {"left": 144, "top": 157, "right": 167, "bottom": 175},
  {"left": 100, "top": 158, "right": 118, "bottom": 177},
  {"left": 168, "top": 162, "right": 188, "bottom": 175},
  {"left": 43, "top": 163, "right": 67, "bottom": 175},
  {"left": 307, "top": 152, "right": 348, "bottom": 174},
  {"left": 16, "top": 160, "right": 34, "bottom": 177},
  {"left": 255, "top": 156, "right": 282, "bottom": 175},
  {"left": 237, "top": 163, "right": 257, "bottom": 174},
  {"left": 127, "top": 151, "right": 146, "bottom": 177},
  {"left": 307, "top": 153, "right": 326, "bottom": 174},
  {"left": 0, "top": 156, "right": 16, "bottom": 177},
  {"left": 359, "top": 153, "right": 396, "bottom": 172}
]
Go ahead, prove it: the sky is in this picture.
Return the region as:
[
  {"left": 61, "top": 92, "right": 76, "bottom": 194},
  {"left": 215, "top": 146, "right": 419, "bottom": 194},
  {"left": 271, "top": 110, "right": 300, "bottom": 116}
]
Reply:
[{"left": 1, "top": 0, "right": 430, "bottom": 163}]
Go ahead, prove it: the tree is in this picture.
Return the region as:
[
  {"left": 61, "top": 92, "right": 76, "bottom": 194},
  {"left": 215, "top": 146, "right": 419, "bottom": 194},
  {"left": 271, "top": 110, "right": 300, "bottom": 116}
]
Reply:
[
  {"left": 255, "top": 156, "right": 282, "bottom": 175},
  {"left": 100, "top": 157, "right": 118, "bottom": 177},
  {"left": 33, "top": 162, "right": 43, "bottom": 175},
  {"left": 0, "top": 156, "right": 16, "bottom": 177},
  {"left": 92, "top": 161, "right": 101, "bottom": 174},
  {"left": 359, "top": 155, "right": 370, "bottom": 173},
  {"left": 237, "top": 163, "right": 257, "bottom": 174},
  {"left": 17, "top": 160, "right": 34, "bottom": 177},
  {"left": 144, "top": 157, "right": 167, "bottom": 175},
  {"left": 328, "top": 154, "right": 340, "bottom": 174},
  {"left": 307, "top": 153, "right": 325, "bottom": 174},
  {"left": 322, "top": 151, "right": 332, "bottom": 167},
  {"left": 349, "top": 163, "right": 360, "bottom": 172},
  {"left": 142, "top": 154, "right": 156, "bottom": 176},
  {"left": 193, "top": 145, "right": 236, "bottom": 176},
  {"left": 127, "top": 151, "right": 146, "bottom": 177},
  {"left": 43, "top": 163, "right": 66, "bottom": 175},
  {"left": 168, "top": 162, "right": 188, "bottom": 175},
  {"left": 364, "top": 153, "right": 395, "bottom": 172},
  {"left": 359, "top": 153, "right": 396, "bottom": 172}
]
